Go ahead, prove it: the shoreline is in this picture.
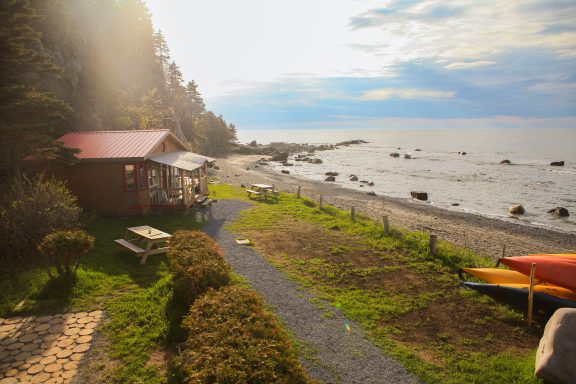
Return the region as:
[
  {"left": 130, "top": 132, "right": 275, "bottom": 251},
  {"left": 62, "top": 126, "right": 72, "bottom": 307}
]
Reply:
[{"left": 211, "top": 154, "right": 576, "bottom": 260}]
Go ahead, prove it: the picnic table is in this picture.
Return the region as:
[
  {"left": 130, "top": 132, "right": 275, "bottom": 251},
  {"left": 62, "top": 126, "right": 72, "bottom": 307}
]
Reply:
[
  {"left": 115, "top": 225, "right": 171, "bottom": 264},
  {"left": 246, "top": 184, "right": 279, "bottom": 200}
]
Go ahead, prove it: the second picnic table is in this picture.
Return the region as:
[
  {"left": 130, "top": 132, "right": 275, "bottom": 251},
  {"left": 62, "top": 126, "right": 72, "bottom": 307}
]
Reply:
[
  {"left": 115, "top": 225, "right": 171, "bottom": 264},
  {"left": 246, "top": 184, "right": 279, "bottom": 200}
]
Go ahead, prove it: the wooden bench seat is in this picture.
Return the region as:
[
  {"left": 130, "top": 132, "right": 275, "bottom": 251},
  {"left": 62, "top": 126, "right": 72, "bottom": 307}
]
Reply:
[
  {"left": 115, "top": 239, "right": 146, "bottom": 254},
  {"left": 246, "top": 189, "right": 262, "bottom": 197}
]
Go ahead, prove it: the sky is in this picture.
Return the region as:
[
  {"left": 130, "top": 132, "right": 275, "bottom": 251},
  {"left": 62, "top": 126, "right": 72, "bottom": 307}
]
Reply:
[{"left": 144, "top": 0, "right": 576, "bottom": 131}]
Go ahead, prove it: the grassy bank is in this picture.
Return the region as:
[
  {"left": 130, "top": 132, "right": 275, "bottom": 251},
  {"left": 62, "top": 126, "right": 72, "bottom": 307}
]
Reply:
[{"left": 211, "top": 183, "right": 541, "bottom": 384}]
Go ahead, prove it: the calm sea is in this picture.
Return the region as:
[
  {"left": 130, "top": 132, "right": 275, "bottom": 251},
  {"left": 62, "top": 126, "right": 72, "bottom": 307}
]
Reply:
[{"left": 237, "top": 128, "right": 576, "bottom": 232}]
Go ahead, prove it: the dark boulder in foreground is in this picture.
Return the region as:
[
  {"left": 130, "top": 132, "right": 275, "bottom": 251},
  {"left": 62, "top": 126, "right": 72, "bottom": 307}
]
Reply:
[
  {"left": 349, "top": 175, "right": 358, "bottom": 181},
  {"left": 324, "top": 176, "right": 336, "bottom": 182},
  {"left": 550, "top": 161, "right": 565, "bottom": 166},
  {"left": 325, "top": 171, "right": 338, "bottom": 176},
  {"left": 500, "top": 160, "right": 511, "bottom": 164},
  {"left": 509, "top": 205, "right": 525, "bottom": 215},
  {"left": 535, "top": 308, "right": 576, "bottom": 384},
  {"left": 411, "top": 191, "right": 428, "bottom": 201},
  {"left": 390, "top": 152, "right": 400, "bottom": 158},
  {"left": 548, "top": 207, "right": 569, "bottom": 217},
  {"left": 281, "top": 170, "right": 290, "bottom": 174}
]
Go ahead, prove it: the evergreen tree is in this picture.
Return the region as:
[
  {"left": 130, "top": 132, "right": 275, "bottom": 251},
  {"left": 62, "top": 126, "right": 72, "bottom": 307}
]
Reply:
[{"left": 0, "top": 0, "right": 72, "bottom": 190}]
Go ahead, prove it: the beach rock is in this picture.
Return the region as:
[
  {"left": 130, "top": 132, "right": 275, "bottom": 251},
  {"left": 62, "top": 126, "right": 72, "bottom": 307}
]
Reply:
[
  {"left": 367, "top": 181, "right": 375, "bottom": 186},
  {"left": 535, "top": 308, "right": 576, "bottom": 384},
  {"left": 324, "top": 176, "right": 336, "bottom": 182},
  {"left": 548, "top": 207, "right": 569, "bottom": 217},
  {"left": 367, "top": 191, "right": 376, "bottom": 196},
  {"left": 451, "top": 203, "right": 460, "bottom": 206},
  {"left": 414, "top": 149, "right": 422, "bottom": 151},
  {"left": 411, "top": 191, "right": 428, "bottom": 201},
  {"left": 282, "top": 162, "right": 294, "bottom": 166},
  {"left": 360, "top": 180, "right": 369, "bottom": 183},
  {"left": 500, "top": 160, "right": 511, "bottom": 164},
  {"left": 458, "top": 151, "right": 467, "bottom": 155},
  {"left": 325, "top": 172, "right": 339, "bottom": 176},
  {"left": 349, "top": 175, "right": 358, "bottom": 181},
  {"left": 550, "top": 161, "right": 565, "bottom": 166},
  {"left": 404, "top": 154, "right": 412, "bottom": 159},
  {"left": 309, "top": 158, "right": 323, "bottom": 164},
  {"left": 390, "top": 152, "right": 400, "bottom": 158},
  {"left": 248, "top": 140, "right": 257, "bottom": 147},
  {"left": 271, "top": 152, "right": 289, "bottom": 162},
  {"left": 508, "top": 205, "right": 525, "bottom": 215},
  {"left": 281, "top": 170, "right": 290, "bottom": 174}
]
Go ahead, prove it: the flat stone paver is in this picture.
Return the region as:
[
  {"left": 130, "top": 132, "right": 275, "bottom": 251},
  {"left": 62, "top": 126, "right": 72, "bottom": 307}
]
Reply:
[{"left": 0, "top": 311, "right": 102, "bottom": 384}]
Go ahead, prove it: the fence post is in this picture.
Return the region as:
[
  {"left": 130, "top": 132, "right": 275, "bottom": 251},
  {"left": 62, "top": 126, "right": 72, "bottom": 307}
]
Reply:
[
  {"left": 319, "top": 194, "right": 323, "bottom": 209},
  {"left": 297, "top": 186, "right": 301, "bottom": 198},
  {"left": 501, "top": 244, "right": 506, "bottom": 259},
  {"left": 527, "top": 263, "right": 537, "bottom": 326},
  {"left": 428, "top": 234, "right": 437, "bottom": 256},
  {"left": 351, "top": 206, "right": 356, "bottom": 221},
  {"left": 382, "top": 215, "right": 390, "bottom": 235}
]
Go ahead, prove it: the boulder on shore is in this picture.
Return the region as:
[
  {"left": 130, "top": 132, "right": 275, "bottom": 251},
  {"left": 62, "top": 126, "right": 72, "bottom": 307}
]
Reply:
[
  {"left": 411, "top": 191, "right": 428, "bottom": 201},
  {"left": 367, "top": 181, "right": 375, "bottom": 186},
  {"left": 414, "top": 149, "right": 422, "bottom": 151},
  {"left": 324, "top": 176, "right": 336, "bottom": 182},
  {"left": 349, "top": 175, "right": 358, "bottom": 181},
  {"left": 550, "top": 161, "right": 565, "bottom": 166},
  {"left": 271, "top": 151, "right": 289, "bottom": 162},
  {"left": 500, "top": 160, "right": 511, "bottom": 164},
  {"left": 390, "top": 152, "right": 400, "bottom": 158},
  {"left": 309, "top": 158, "right": 323, "bottom": 164},
  {"left": 508, "top": 205, "right": 525, "bottom": 215},
  {"left": 325, "top": 171, "right": 339, "bottom": 176},
  {"left": 367, "top": 191, "right": 376, "bottom": 196},
  {"left": 281, "top": 170, "right": 290, "bottom": 174},
  {"left": 404, "top": 154, "right": 412, "bottom": 159},
  {"left": 458, "top": 151, "right": 467, "bottom": 155},
  {"left": 548, "top": 207, "right": 569, "bottom": 217},
  {"left": 535, "top": 308, "right": 576, "bottom": 384}
]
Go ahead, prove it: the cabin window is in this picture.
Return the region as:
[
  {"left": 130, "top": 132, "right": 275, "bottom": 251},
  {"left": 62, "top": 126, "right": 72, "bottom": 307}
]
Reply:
[
  {"left": 138, "top": 164, "right": 147, "bottom": 190},
  {"left": 125, "top": 165, "right": 136, "bottom": 191},
  {"left": 148, "top": 168, "right": 159, "bottom": 188}
]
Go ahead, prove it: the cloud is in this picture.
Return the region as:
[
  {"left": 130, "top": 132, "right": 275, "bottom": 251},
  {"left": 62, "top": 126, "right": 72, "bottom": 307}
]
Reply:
[
  {"left": 361, "top": 88, "right": 455, "bottom": 100},
  {"left": 445, "top": 61, "right": 496, "bottom": 70}
]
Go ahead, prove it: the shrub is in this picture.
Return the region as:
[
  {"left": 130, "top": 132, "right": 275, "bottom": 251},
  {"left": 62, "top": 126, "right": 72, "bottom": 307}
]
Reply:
[
  {"left": 168, "top": 230, "right": 230, "bottom": 306},
  {"left": 177, "top": 286, "right": 309, "bottom": 384},
  {"left": 0, "top": 174, "right": 82, "bottom": 269},
  {"left": 38, "top": 229, "right": 94, "bottom": 277}
]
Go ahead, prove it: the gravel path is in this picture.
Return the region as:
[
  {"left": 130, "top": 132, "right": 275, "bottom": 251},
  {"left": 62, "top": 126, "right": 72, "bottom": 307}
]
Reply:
[{"left": 202, "top": 199, "right": 419, "bottom": 384}]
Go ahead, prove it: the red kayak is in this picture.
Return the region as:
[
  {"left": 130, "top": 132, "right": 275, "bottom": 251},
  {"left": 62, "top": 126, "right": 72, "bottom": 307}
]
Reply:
[{"left": 500, "top": 256, "right": 576, "bottom": 291}]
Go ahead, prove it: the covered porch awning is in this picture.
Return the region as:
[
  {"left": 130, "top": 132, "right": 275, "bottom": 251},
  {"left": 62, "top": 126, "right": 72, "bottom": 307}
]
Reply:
[{"left": 147, "top": 151, "right": 215, "bottom": 171}]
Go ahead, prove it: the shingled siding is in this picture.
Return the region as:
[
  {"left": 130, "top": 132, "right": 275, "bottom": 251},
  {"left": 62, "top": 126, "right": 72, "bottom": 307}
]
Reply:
[{"left": 59, "top": 162, "right": 150, "bottom": 216}]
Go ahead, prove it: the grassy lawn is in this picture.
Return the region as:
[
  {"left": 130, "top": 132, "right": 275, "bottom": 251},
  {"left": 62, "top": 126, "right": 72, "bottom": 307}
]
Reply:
[
  {"left": 210, "top": 184, "right": 541, "bottom": 384},
  {"left": 0, "top": 212, "right": 200, "bottom": 383}
]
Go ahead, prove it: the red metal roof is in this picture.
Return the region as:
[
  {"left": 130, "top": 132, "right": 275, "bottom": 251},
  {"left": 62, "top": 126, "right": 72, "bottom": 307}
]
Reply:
[{"left": 57, "top": 130, "right": 179, "bottom": 159}]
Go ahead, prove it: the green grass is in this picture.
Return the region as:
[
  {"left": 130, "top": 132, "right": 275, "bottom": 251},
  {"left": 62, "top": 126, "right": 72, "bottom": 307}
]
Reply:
[
  {"left": 0, "top": 212, "right": 200, "bottom": 383},
  {"left": 211, "top": 184, "right": 540, "bottom": 384}
]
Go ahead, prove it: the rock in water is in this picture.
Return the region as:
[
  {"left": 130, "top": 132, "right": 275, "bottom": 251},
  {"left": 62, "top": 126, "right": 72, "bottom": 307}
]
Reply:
[
  {"left": 404, "top": 154, "right": 412, "bottom": 159},
  {"left": 414, "top": 149, "right": 422, "bottom": 151},
  {"left": 324, "top": 176, "right": 336, "bottom": 182},
  {"left": 281, "top": 170, "right": 290, "bottom": 174},
  {"left": 367, "top": 181, "right": 375, "bottom": 186},
  {"left": 271, "top": 151, "right": 289, "bottom": 162},
  {"left": 535, "top": 308, "right": 576, "bottom": 384},
  {"left": 548, "top": 207, "right": 570, "bottom": 217},
  {"left": 411, "top": 191, "right": 428, "bottom": 201},
  {"left": 325, "top": 171, "right": 338, "bottom": 176},
  {"left": 349, "top": 175, "right": 358, "bottom": 181},
  {"left": 390, "top": 152, "right": 400, "bottom": 158},
  {"left": 508, "top": 205, "right": 525, "bottom": 214},
  {"left": 310, "top": 158, "right": 323, "bottom": 164},
  {"left": 458, "top": 151, "right": 467, "bottom": 155},
  {"left": 500, "top": 160, "right": 511, "bottom": 164},
  {"left": 550, "top": 161, "right": 565, "bottom": 166},
  {"left": 367, "top": 191, "right": 376, "bottom": 196}
]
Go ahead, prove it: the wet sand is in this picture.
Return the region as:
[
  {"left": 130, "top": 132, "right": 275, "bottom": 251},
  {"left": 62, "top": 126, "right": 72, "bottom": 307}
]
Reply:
[{"left": 211, "top": 154, "right": 576, "bottom": 260}]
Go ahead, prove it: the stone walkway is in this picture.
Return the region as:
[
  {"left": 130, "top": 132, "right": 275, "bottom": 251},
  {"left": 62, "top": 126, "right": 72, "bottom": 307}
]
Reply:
[{"left": 0, "top": 311, "right": 102, "bottom": 384}]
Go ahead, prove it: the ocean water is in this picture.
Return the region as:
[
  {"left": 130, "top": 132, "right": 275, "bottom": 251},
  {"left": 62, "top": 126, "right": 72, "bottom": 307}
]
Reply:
[{"left": 236, "top": 128, "right": 576, "bottom": 232}]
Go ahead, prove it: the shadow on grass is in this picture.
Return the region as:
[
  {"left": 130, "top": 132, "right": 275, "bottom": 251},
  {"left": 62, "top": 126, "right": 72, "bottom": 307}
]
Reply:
[{"left": 33, "top": 273, "right": 77, "bottom": 314}]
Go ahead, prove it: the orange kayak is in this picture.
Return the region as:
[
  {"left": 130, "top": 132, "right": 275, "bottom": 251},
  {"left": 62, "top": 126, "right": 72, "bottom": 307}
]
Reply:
[
  {"left": 462, "top": 268, "right": 531, "bottom": 284},
  {"left": 500, "top": 256, "right": 576, "bottom": 291},
  {"left": 528, "top": 253, "right": 576, "bottom": 259}
]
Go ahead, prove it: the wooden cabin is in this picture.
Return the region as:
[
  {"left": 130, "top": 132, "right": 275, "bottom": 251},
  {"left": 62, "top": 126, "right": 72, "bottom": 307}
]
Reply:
[{"left": 45, "top": 130, "right": 213, "bottom": 216}]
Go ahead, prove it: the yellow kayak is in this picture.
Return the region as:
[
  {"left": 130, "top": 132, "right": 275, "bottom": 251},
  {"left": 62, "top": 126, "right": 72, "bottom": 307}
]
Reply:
[
  {"left": 462, "top": 268, "right": 531, "bottom": 284},
  {"left": 528, "top": 253, "right": 576, "bottom": 258}
]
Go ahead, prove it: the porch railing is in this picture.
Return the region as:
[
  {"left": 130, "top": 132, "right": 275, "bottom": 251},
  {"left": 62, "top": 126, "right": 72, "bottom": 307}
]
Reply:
[{"left": 149, "top": 187, "right": 193, "bottom": 206}]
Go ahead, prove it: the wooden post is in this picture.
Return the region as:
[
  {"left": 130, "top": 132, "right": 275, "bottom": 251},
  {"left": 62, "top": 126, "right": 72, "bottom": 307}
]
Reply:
[
  {"left": 351, "top": 206, "right": 356, "bottom": 221},
  {"left": 297, "top": 186, "right": 301, "bottom": 198},
  {"left": 319, "top": 194, "right": 323, "bottom": 209},
  {"left": 527, "top": 263, "right": 537, "bottom": 327},
  {"left": 382, "top": 215, "right": 390, "bottom": 235},
  {"left": 501, "top": 244, "right": 506, "bottom": 259},
  {"left": 428, "top": 234, "right": 437, "bottom": 256}
]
